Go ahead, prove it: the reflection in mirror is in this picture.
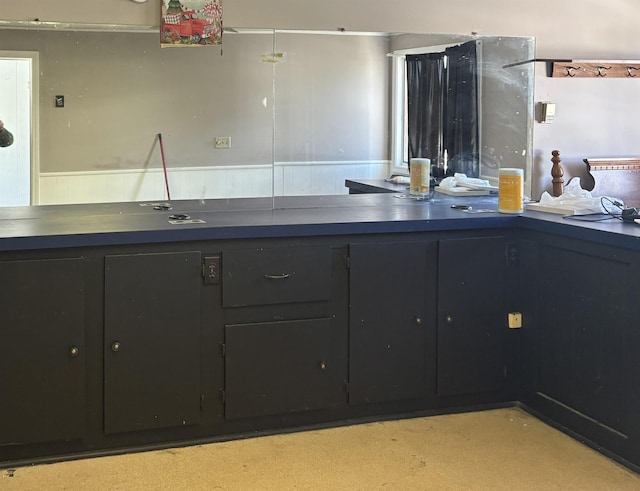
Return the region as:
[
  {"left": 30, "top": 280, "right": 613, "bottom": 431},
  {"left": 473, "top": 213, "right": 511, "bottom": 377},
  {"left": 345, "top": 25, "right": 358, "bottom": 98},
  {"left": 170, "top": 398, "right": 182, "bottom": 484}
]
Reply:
[
  {"left": 273, "top": 31, "right": 534, "bottom": 205},
  {"left": 0, "top": 26, "right": 276, "bottom": 206},
  {"left": 0, "top": 25, "right": 533, "bottom": 207},
  {"left": 272, "top": 30, "right": 391, "bottom": 198}
]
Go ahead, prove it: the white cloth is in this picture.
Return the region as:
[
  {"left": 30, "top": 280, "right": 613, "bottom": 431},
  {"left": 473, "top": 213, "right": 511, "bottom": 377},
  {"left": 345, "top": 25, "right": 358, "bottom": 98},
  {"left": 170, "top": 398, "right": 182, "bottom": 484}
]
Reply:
[{"left": 539, "top": 178, "right": 623, "bottom": 214}]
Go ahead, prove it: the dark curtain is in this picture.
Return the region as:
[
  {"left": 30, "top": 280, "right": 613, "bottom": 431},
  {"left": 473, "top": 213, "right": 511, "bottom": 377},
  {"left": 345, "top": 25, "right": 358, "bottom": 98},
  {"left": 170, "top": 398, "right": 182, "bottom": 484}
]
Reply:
[
  {"left": 405, "top": 53, "right": 444, "bottom": 167},
  {"left": 405, "top": 41, "right": 478, "bottom": 176},
  {"left": 444, "top": 42, "right": 479, "bottom": 176}
]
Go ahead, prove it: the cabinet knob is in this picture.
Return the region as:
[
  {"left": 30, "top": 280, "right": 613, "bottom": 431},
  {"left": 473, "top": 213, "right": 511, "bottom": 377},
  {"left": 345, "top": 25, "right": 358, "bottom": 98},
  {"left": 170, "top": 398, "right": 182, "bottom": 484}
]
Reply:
[
  {"left": 415, "top": 316, "right": 423, "bottom": 325},
  {"left": 319, "top": 361, "right": 327, "bottom": 370},
  {"left": 112, "top": 341, "right": 121, "bottom": 352},
  {"left": 70, "top": 346, "right": 80, "bottom": 357},
  {"left": 445, "top": 315, "right": 454, "bottom": 325}
]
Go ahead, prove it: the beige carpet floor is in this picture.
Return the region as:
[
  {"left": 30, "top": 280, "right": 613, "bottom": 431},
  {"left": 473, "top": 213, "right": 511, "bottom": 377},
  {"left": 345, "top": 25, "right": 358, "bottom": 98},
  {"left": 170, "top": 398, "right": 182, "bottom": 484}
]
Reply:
[{"left": 1, "top": 407, "right": 639, "bottom": 490}]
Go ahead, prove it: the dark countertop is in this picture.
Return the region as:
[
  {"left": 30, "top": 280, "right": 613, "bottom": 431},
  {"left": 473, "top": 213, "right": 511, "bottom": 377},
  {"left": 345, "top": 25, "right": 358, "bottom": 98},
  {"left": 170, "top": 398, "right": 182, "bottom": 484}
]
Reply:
[{"left": 0, "top": 194, "right": 639, "bottom": 251}]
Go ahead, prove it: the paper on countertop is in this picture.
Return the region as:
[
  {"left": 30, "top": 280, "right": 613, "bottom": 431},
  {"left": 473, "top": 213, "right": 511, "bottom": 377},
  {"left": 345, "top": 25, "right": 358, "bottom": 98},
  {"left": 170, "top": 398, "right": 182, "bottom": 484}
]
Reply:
[
  {"left": 439, "top": 173, "right": 498, "bottom": 192},
  {"left": 528, "top": 178, "right": 623, "bottom": 215},
  {"left": 386, "top": 175, "right": 410, "bottom": 184},
  {"left": 434, "top": 186, "right": 490, "bottom": 196}
]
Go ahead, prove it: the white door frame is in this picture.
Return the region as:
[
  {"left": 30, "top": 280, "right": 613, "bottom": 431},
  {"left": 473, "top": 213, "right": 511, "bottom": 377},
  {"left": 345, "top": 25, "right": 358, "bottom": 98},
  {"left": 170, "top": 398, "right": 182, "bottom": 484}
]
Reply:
[{"left": 0, "top": 50, "right": 39, "bottom": 205}]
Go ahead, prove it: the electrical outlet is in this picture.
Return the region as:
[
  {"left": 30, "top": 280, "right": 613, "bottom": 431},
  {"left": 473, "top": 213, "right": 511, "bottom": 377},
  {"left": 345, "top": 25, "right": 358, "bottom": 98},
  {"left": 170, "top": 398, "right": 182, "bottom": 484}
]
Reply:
[
  {"left": 203, "top": 256, "right": 220, "bottom": 284},
  {"left": 508, "top": 312, "right": 522, "bottom": 329},
  {"left": 215, "top": 136, "right": 231, "bottom": 149}
]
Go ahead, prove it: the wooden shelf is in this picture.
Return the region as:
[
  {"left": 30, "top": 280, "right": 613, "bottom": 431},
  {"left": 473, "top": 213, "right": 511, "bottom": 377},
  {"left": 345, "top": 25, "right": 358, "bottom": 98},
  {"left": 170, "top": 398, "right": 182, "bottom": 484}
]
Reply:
[{"left": 551, "top": 61, "right": 640, "bottom": 78}]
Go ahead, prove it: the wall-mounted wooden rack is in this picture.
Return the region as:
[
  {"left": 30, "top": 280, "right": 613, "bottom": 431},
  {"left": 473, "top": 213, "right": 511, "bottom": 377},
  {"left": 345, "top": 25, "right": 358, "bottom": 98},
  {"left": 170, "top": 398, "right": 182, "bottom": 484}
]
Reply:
[
  {"left": 502, "top": 59, "right": 640, "bottom": 78},
  {"left": 551, "top": 61, "right": 640, "bottom": 78}
]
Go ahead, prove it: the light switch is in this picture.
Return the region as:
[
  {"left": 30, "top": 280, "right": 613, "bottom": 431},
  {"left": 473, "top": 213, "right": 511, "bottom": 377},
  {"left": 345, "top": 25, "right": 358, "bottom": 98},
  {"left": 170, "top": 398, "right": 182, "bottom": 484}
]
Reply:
[
  {"left": 538, "top": 102, "right": 555, "bottom": 123},
  {"left": 55, "top": 95, "right": 65, "bottom": 108}
]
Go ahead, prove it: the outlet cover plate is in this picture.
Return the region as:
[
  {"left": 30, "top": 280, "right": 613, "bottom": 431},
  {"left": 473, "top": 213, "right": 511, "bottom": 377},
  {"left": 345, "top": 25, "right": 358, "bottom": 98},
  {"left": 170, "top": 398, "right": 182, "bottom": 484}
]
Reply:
[{"left": 215, "top": 136, "right": 231, "bottom": 149}]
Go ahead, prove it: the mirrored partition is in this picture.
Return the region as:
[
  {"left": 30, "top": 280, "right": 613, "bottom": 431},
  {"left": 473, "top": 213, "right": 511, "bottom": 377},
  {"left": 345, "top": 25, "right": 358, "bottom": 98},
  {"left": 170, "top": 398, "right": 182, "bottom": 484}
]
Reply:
[
  {"left": 272, "top": 30, "right": 391, "bottom": 199},
  {"left": 0, "top": 26, "right": 276, "bottom": 207},
  {"left": 272, "top": 30, "right": 535, "bottom": 207},
  {"left": 0, "top": 25, "right": 534, "bottom": 208}
]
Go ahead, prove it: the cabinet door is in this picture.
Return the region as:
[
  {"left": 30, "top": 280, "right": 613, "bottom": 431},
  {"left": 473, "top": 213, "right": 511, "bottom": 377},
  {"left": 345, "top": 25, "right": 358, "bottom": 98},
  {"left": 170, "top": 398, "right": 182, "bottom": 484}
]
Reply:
[
  {"left": 437, "top": 236, "right": 507, "bottom": 396},
  {"left": 349, "top": 241, "right": 435, "bottom": 405},
  {"left": 104, "top": 251, "right": 202, "bottom": 434},
  {"left": 224, "top": 318, "right": 346, "bottom": 419},
  {"left": 538, "top": 246, "right": 633, "bottom": 437},
  {"left": 0, "top": 258, "right": 85, "bottom": 445}
]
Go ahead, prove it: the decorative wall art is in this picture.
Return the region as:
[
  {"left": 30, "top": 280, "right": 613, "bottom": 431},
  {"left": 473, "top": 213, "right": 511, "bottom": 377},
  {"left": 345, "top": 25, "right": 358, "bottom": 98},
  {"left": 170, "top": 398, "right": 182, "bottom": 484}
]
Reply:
[{"left": 161, "top": 0, "right": 222, "bottom": 47}]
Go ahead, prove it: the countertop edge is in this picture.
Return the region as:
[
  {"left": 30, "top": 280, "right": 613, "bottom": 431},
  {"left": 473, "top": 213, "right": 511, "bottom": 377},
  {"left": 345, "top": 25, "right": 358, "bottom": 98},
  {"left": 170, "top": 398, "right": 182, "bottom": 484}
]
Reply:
[{"left": 1, "top": 195, "right": 640, "bottom": 251}]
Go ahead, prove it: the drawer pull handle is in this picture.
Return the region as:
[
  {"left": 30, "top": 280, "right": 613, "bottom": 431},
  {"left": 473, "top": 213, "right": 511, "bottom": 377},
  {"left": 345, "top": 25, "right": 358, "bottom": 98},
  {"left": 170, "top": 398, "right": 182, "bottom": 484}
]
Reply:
[
  {"left": 112, "top": 341, "right": 121, "bottom": 352},
  {"left": 70, "top": 346, "right": 80, "bottom": 357},
  {"left": 264, "top": 273, "right": 290, "bottom": 280}
]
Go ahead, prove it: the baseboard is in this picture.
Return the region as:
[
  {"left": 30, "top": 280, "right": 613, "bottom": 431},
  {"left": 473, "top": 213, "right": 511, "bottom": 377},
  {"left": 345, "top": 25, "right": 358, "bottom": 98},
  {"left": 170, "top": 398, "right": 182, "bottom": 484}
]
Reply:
[{"left": 516, "top": 401, "right": 640, "bottom": 475}]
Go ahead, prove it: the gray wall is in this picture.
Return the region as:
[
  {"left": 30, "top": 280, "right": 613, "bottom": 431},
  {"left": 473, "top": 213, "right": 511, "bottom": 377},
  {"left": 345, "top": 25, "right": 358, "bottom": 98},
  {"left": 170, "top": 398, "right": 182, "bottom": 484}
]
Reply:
[
  {"left": 2, "top": 0, "right": 635, "bottom": 58},
  {"left": 532, "top": 70, "right": 640, "bottom": 199}
]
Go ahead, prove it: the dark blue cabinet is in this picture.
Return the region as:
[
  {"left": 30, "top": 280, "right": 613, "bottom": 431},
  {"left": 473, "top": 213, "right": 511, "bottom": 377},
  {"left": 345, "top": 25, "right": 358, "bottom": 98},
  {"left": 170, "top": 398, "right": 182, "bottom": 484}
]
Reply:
[
  {"left": 1, "top": 227, "right": 639, "bottom": 471},
  {"left": 221, "top": 245, "right": 348, "bottom": 420},
  {"left": 0, "top": 258, "right": 85, "bottom": 446},
  {"left": 437, "top": 236, "right": 508, "bottom": 397},
  {"left": 531, "top": 240, "right": 640, "bottom": 464},
  {"left": 348, "top": 241, "right": 437, "bottom": 405},
  {"left": 104, "top": 251, "right": 203, "bottom": 434}
]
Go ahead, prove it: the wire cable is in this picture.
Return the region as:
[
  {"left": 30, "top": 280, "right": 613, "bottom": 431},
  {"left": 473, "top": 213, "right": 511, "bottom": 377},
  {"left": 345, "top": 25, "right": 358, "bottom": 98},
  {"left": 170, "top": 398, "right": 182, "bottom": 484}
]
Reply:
[{"left": 562, "top": 196, "right": 624, "bottom": 222}]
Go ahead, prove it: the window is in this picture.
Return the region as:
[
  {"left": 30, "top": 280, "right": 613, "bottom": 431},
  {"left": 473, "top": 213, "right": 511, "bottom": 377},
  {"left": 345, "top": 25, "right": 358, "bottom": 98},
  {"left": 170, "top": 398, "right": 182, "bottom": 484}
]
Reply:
[{"left": 390, "top": 54, "right": 408, "bottom": 175}]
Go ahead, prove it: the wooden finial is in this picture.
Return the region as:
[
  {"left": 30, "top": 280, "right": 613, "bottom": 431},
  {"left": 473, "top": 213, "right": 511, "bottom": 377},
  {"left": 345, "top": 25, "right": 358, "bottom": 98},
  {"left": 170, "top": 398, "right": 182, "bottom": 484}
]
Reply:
[{"left": 551, "top": 150, "right": 564, "bottom": 197}]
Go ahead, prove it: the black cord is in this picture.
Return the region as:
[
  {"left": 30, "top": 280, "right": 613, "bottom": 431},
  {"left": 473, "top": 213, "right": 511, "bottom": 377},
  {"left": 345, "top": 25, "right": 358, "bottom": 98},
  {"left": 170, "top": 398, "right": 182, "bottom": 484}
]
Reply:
[
  {"left": 600, "top": 196, "right": 624, "bottom": 220},
  {"left": 562, "top": 196, "right": 623, "bottom": 222}
]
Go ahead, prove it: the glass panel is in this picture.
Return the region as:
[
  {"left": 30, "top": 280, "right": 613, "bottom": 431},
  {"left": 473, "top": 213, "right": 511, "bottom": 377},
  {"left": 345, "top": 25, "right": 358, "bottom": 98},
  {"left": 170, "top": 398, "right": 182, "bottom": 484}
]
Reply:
[
  {"left": 0, "top": 24, "right": 534, "bottom": 208},
  {"left": 272, "top": 31, "right": 535, "bottom": 206},
  {"left": 0, "top": 26, "right": 276, "bottom": 206},
  {"left": 272, "top": 30, "right": 391, "bottom": 200}
]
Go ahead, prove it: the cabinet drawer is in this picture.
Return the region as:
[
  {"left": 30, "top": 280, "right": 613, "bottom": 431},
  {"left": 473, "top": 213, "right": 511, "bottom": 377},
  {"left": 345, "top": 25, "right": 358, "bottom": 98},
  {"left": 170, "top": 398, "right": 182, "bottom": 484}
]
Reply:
[{"left": 222, "top": 246, "right": 332, "bottom": 307}]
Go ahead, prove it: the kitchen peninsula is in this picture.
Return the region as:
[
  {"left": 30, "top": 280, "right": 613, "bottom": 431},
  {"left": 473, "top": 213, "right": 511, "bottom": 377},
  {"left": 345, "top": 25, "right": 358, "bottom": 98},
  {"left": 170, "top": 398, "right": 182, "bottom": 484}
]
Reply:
[{"left": 1, "top": 194, "right": 639, "bottom": 473}]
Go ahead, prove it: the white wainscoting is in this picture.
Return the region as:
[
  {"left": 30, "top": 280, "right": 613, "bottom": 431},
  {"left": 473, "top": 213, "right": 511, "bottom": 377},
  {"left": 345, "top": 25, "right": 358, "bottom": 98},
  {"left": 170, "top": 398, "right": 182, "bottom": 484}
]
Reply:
[{"left": 37, "top": 161, "right": 389, "bottom": 205}]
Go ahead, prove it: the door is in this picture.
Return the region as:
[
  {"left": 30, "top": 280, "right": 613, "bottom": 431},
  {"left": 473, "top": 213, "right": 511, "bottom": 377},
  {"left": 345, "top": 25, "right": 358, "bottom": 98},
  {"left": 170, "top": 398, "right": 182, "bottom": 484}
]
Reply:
[
  {"left": 224, "top": 318, "right": 346, "bottom": 419},
  {"left": 0, "top": 53, "right": 35, "bottom": 206},
  {"left": 104, "top": 251, "right": 202, "bottom": 434},
  {"left": 349, "top": 241, "right": 436, "bottom": 405},
  {"left": 0, "top": 258, "right": 85, "bottom": 445},
  {"left": 437, "top": 236, "right": 507, "bottom": 396},
  {"left": 538, "top": 245, "right": 634, "bottom": 436}
]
